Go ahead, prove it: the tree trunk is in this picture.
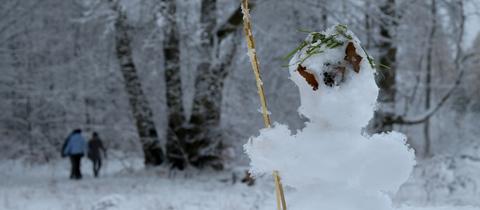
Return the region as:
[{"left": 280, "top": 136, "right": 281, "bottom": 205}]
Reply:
[
  {"left": 190, "top": 0, "right": 219, "bottom": 133},
  {"left": 160, "top": 0, "right": 243, "bottom": 169},
  {"left": 368, "top": 0, "right": 397, "bottom": 134},
  {"left": 187, "top": 39, "right": 237, "bottom": 169},
  {"left": 321, "top": 2, "right": 328, "bottom": 30},
  {"left": 111, "top": 1, "right": 164, "bottom": 166},
  {"left": 183, "top": 0, "right": 223, "bottom": 169},
  {"left": 161, "top": 0, "right": 189, "bottom": 169},
  {"left": 365, "top": 11, "right": 371, "bottom": 49},
  {"left": 165, "top": 0, "right": 242, "bottom": 170},
  {"left": 424, "top": 0, "right": 436, "bottom": 158}
]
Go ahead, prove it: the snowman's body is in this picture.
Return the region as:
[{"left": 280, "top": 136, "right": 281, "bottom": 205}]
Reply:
[{"left": 245, "top": 25, "right": 416, "bottom": 210}]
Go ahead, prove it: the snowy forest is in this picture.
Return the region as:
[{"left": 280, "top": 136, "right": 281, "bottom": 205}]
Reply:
[{"left": 1, "top": 0, "right": 480, "bottom": 209}]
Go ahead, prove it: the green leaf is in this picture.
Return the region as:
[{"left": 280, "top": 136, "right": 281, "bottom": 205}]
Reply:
[
  {"left": 378, "top": 63, "right": 391, "bottom": 70},
  {"left": 311, "top": 32, "right": 326, "bottom": 43},
  {"left": 282, "top": 41, "right": 308, "bottom": 61},
  {"left": 335, "top": 24, "right": 353, "bottom": 40},
  {"left": 283, "top": 25, "right": 352, "bottom": 68},
  {"left": 359, "top": 45, "right": 376, "bottom": 69},
  {"left": 297, "top": 28, "right": 314, "bottom": 33}
]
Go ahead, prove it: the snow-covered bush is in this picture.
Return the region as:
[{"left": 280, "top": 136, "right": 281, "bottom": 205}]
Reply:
[{"left": 396, "top": 155, "right": 480, "bottom": 207}]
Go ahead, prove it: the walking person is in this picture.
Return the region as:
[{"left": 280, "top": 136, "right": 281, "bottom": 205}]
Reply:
[
  {"left": 62, "top": 129, "right": 87, "bottom": 180},
  {"left": 88, "top": 132, "right": 107, "bottom": 178}
]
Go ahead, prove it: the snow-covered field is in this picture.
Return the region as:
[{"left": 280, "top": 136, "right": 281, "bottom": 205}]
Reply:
[
  {"left": 396, "top": 156, "right": 480, "bottom": 208},
  {"left": 2, "top": 155, "right": 480, "bottom": 210},
  {"left": 0, "top": 157, "right": 273, "bottom": 210}
]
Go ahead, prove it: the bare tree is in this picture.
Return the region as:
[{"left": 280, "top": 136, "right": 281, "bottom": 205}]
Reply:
[
  {"left": 368, "top": 0, "right": 397, "bottom": 134},
  {"left": 390, "top": 0, "right": 467, "bottom": 127},
  {"left": 423, "top": 0, "right": 437, "bottom": 158},
  {"left": 109, "top": 0, "right": 164, "bottom": 166},
  {"left": 165, "top": 0, "right": 244, "bottom": 169},
  {"left": 159, "top": 0, "right": 188, "bottom": 169}
]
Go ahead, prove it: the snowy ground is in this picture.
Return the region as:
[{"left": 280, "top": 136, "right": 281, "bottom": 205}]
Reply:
[
  {"left": 396, "top": 156, "right": 480, "bottom": 208},
  {"left": 1, "top": 155, "right": 480, "bottom": 210},
  {"left": 0, "top": 156, "right": 274, "bottom": 210}
]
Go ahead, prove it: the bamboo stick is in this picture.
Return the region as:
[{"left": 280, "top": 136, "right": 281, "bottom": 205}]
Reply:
[
  {"left": 240, "top": 1, "right": 287, "bottom": 209},
  {"left": 273, "top": 170, "right": 287, "bottom": 209}
]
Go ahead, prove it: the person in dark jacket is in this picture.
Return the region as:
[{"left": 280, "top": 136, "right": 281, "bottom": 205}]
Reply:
[
  {"left": 62, "top": 129, "right": 87, "bottom": 180},
  {"left": 88, "top": 132, "right": 106, "bottom": 178}
]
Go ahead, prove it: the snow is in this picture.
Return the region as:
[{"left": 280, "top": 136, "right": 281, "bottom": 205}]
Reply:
[
  {"left": 0, "top": 157, "right": 273, "bottom": 210},
  {"left": 0, "top": 21, "right": 478, "bottom": 210},
  {"left": 396, "top": 156, "right": 480, "bottom": 207},
  {"left": 245, "top": 25, "right": 416, "bottom": 210},
  {"left": 1, "top": 155, "right": 480, "bottom": 210}
]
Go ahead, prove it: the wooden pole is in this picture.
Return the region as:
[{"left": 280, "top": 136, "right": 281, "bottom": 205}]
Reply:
[{"left": 240, "top": 1, "right": 287, "bottom": 209}]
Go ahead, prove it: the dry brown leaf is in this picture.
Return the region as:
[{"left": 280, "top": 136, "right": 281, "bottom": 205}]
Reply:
[
  {"left": 297, "top": 65, "right": 319, "bottom": 91},
  {"left": 344, "top": 42, "right": 362, "bottom": 73}
]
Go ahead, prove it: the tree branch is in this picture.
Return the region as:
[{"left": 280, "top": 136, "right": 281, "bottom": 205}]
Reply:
[
  {"left": 392, "top": 1, "right": 466, "bottom": 125},
  {"left": 391, "top": 67, "right": 465, "bottom": 125},
  {"left": 216, "top": 3, "right": 254, "bottom": 41}
]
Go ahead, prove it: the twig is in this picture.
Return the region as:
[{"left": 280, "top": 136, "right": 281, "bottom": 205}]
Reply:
[
  {"left": 240, "top": 1, "right": 287, "bottom": 210},
  {"left": 241, "top": 0, "right": 270, "bottom": 128}
]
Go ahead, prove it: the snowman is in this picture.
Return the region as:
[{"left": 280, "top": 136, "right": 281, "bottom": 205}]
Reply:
[{"left": 245, "top": 25, "right": 416, "bottom": 210}]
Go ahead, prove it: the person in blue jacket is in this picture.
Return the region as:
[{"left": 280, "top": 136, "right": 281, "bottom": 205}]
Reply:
[{"left": 62, "top": 129, "right": 87, "bottom": 180}]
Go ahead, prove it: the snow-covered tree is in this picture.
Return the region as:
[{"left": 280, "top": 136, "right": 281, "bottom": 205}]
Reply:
[
  {"left": 163, "top": 0, "right": 243, "bottom": 169},
  {"left": 108, "top": 0, "right": 165, "bottom": 165}
]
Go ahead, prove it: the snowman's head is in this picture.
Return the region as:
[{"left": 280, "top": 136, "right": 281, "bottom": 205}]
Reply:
[{"left": 288, "top": 25, "right": 379, "bottom": 130}]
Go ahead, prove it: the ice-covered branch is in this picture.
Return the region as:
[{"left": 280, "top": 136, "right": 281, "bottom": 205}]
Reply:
[
  {"left": 391, "top": 67, "right": 465, "bottom": 125},
  {"left": 392, "top": 1, "right": 467, "bottom": 126}
]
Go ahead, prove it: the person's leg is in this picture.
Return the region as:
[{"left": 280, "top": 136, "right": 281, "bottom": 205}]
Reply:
[
  {"left": 92, "top": 159, "right": 96, "bottom": 177},
  {"left": 69, "top": 156, "right": 75, "bottom": 179},
  {"left": 98, "top": 158, "right": 102, "bottom": 176},
  {"left": 72, "top": 155, "right": 82, "bottom": 179},
  {"left": 77, "top": 155, "right": 83, "bottom": 179},
  {"left": 72, "top": 155, "right": 79, "bottom": 179},
  {"left": 92, "top": 159, "right": 98, "bottom": 177}
]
